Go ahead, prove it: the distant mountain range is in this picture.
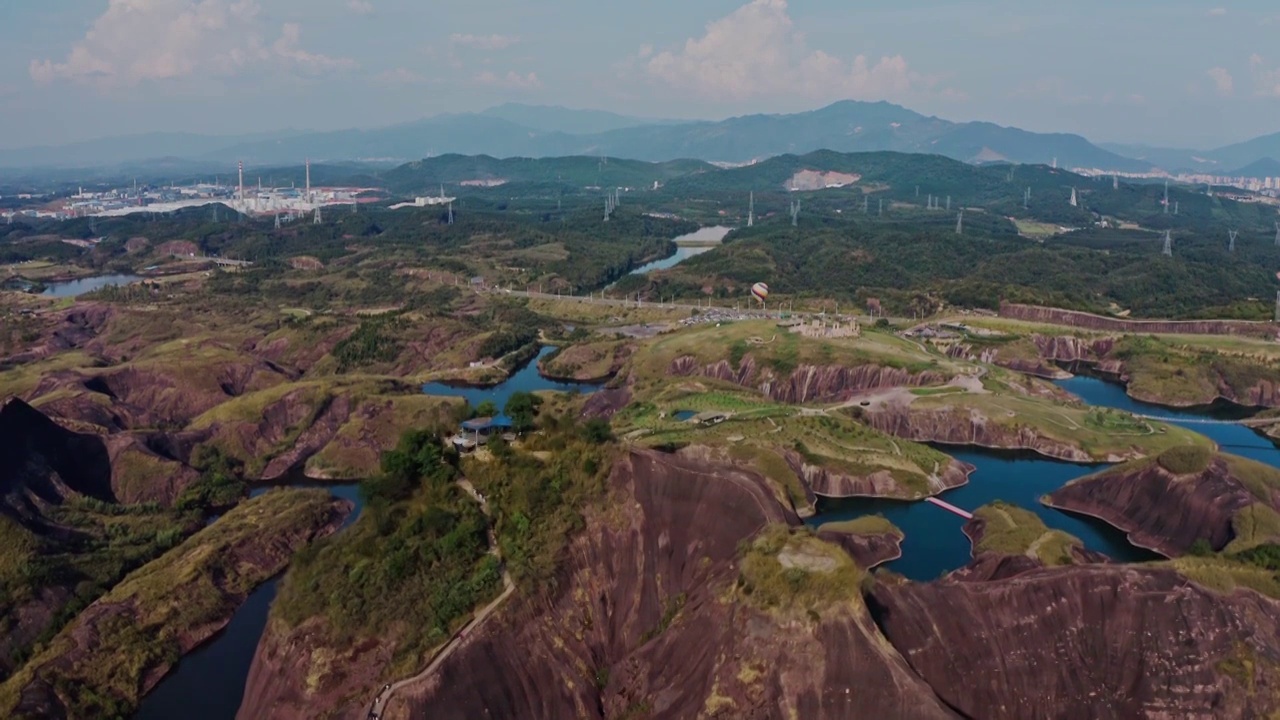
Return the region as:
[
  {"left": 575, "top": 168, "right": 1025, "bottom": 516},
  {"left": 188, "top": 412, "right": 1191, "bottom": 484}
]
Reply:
[{"left": 1, "top": 100, "right": 1278, "bottom": 177}]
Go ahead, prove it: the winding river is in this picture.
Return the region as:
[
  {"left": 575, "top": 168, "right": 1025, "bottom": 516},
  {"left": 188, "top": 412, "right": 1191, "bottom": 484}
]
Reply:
[
  {"left": 811, "top": 376, "right": 1280, "bottom": 581},
  {"left": 625, "top": 226, "right": 733, "bottom": 276},
  {"left": 133, "top": 482, "right": 362, "bottom": 720}
]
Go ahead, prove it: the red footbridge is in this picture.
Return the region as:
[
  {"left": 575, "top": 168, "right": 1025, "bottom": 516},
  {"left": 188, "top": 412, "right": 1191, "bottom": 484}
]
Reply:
[{"left": 925, "top": 496, "right": 974, "bottom": 520}]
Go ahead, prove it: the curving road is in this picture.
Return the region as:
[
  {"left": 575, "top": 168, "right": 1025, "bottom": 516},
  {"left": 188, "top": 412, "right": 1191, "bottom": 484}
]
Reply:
[{"left": 367, "top": 480, "right": 513, "bottom": 720}]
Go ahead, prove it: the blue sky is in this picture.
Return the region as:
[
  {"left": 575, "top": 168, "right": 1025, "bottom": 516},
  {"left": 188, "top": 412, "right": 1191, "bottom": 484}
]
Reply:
[{"left": 1, "top": 0, "right": 1278, "bottom": 149}]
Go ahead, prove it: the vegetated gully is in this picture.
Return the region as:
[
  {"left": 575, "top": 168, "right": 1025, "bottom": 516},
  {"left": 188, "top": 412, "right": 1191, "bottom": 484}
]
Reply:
[
  {"left": 133, "top": 348, "right": 604, "bottom": 720},
  {"left": 812, "top": 373, "right": 1280, "bottom": 581}
]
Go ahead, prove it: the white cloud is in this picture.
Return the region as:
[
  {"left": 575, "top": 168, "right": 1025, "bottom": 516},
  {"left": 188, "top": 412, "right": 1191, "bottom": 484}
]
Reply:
[
  {"left": 1249, "top": 54, "right": 1280, "bottom": 97},
  {"left": 450, "top": 33, "right": 520, "bottom": 51},
  {"left": 346, "top": 0, "right": 374, "bottom": 15},
  {"left": 642, "top": 0, "right": 933, "bottom": 102},
  {"left": 475, "top": 70, "right": 541, "bottom": 90},
  {"left": 1207, "top": 7, "right": 1227, "bottom": 16},
  {"left": 29, "top": 0, "right": 354, "bottom": 88},
  {"left": 273, "top": 23, "right": 357, "bottom": 73},
  {"left": 374, "top": 67, "right": 426, "bottom": 86},
  {"left": 1206, "top": 66, "right": 1234, "bottom": 96}
]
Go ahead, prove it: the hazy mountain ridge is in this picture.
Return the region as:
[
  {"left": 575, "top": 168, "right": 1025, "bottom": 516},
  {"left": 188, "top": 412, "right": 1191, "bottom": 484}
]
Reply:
[{"left": 2, "top": 100, "right": 1276, "bottom": 173}]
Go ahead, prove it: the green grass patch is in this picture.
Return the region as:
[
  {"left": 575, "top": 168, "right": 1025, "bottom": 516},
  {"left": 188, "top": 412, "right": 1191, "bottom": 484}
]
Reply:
[
  {"left": 815, "top": 515, "right": 902, "bottom": 538},
  {"left": 736, "top": 526, "right": 864, "bottom": 614},
  {"left": 909, "top": 386, "right": 966, "bottom": 397},
  {"left": 1157, "top": 445, "right": 1214, "bottom": 475},
  {"left": 972, "top": 501, "right": 1082, "bottom": 566}
]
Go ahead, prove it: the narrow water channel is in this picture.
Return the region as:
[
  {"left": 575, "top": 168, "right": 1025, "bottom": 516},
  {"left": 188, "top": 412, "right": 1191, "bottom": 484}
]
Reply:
[
  {"left": 135, "top": 353, "right": 600, "bottom": 719},
  {"left": 132, "top": 482, "right": 362, "bottom": 720},
  {"left": 623, "top": 225, "right": 732, "bottom": 277},
  {"left": 811, "top": 376, "right": 1280, "bottom": 581}
]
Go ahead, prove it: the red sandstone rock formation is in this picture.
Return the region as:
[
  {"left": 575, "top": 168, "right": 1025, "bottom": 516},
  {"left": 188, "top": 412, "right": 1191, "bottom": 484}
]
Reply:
[
  {"left": 783, "top": 449, "right": 972, "bottom": 500},
  {"left": 871, "top": 565, "right": 1280, "bottom": 720},
  {"left": 238, "top": 450, "right": 957, "bottom": 720},
  {"left": 999, "top": 302, "right": 1277, "bottom": 338},
  {"left": 861, "top": 406, "right": 1132, "bottom": 462},
  {"left": 1047, "top": 454, "right": 1278, "bottom": 556},
  {"left": 669, "top": 355, "right": 945, "bottom": 404}
]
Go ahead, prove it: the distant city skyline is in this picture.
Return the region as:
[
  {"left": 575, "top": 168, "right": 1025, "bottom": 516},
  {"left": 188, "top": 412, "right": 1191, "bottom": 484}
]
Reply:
[{"left": 2, "top": 0, "right": 1280, "bottom": 150}]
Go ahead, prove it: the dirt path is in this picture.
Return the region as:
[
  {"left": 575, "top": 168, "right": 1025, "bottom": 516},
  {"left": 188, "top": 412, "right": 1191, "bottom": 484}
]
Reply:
[{"left": 366, "top": 480, "right": 513, "bottom": 719}]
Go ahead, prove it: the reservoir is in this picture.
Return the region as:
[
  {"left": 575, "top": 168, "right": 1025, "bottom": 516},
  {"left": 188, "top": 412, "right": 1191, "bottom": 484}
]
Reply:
[
  {"left": 811, "top": 376, "right": 1280, "bottom": 581},
  {"left": 41, "top": 274, "right": 141, "bottom": 298},
  {"left": 421, "top": 346, "right": 603, "bottom": 408},
  {"left": 627, "top": 226, "right": 732, "bottom": 275}
]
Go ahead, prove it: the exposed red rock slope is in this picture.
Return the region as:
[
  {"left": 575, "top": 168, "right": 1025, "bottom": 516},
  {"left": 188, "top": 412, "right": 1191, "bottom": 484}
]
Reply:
[
  {"left": 238, "top": 449, "right": 957, "bottom": 720},
  {"left": 784, "top": 448, "right": 973, "bottom": 499},
  {"left": 999, "top": 302, "right": 1277, "bottom": 338},
  {"left": 669, "top": 355, "right": 945, "bottom": 404},
  {"left": 861, "top": 406, "right": 1133, "bottom": 462},
  {"left": 1047, "top": 453, "right": 1279, "bottom": 556},
  {"left": 871, "top": 565, "right": 1280, "bottom": 720}
]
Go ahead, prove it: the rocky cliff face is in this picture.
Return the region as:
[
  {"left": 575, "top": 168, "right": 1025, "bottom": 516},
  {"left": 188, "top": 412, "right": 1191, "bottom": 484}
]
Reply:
[
  {"left": 999, "top": 302, "right": 1278, "bottom": 339},
  {"left": 871, "top": 565, "right": 1280, "bottom": 720},
  {"left": 239, "top": 449, "right": 956, "bottom": 720},
  {"left": 1047, "top": 455, "right": 1274, "bottom": 556},
  {"left": 861, "top": 406, "right": 1129, "bottom": 462},
  {"left": 669, "top": 355, "right": 945, "bottom": 404},
  {"left": 389, "top": 449, "right": 955, "bottom": 720},
  {"left": 815, "top": 530, "right": 902, "bottom": 569},
  {"left": 0, "top": 398, "right": 117, "bottom": 519},
  {"left": 784, "top": 449, "right": 972, "bottom": 500}
]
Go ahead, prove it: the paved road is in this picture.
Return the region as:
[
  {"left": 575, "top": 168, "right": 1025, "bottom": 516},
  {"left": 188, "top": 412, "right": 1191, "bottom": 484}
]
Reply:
[{"left": 367, "top": 480, "right": 513, "bottom": 719}]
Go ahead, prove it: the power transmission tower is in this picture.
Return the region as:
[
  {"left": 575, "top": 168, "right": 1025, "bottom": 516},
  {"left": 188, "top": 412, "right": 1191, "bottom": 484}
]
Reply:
[
  {"left": 274, "top": 213, "right": 281, "bottom": 230},
  {"left": 1162, "top": 229, "right": 1173, "bottom": 257},
  {"left": 1228, "top": 229, "right": 1239, "bottom": 253},
  {"left": 448, "top": 201, "right": 454, "bottom": 225},
  {"left": 313, "top": 206, "right": 322, "bottom": 224}
]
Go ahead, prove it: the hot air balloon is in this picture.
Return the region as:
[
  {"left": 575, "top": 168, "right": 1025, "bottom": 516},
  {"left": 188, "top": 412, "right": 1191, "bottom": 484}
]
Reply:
[{"left": 751, "top": 282, "right": 769, "bottom": 306}]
